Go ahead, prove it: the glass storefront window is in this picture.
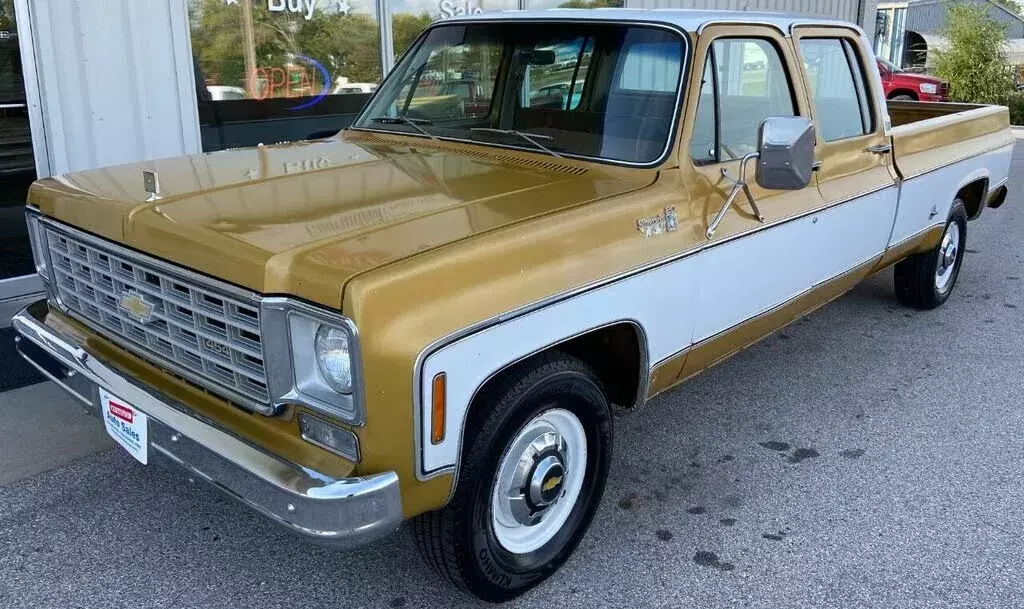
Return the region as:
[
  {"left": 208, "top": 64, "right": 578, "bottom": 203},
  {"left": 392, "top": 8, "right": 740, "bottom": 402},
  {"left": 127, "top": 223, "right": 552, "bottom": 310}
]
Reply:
[
  {"left": 187, "top": 0, "right": 384, "bottom": 150},
  {"left": 1, "top": 0, "right": 38, "bottom": 281},
  {"left": 187, "top": 0, "right": 629, "bottom": 152},
  {"left": 389, "top": 0, "right": 519, "bottom": 61}
]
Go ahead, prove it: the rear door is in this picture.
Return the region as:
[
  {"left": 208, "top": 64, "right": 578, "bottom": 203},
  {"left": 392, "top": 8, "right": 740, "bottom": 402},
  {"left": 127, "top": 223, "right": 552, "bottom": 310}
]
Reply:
[{"left": 792, "top": 27, "right": 899, "bottom": 266}]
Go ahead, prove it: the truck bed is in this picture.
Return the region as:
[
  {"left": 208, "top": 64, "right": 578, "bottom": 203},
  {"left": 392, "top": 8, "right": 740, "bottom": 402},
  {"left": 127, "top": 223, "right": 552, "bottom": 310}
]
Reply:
[
  {"left": 887, "top": 100, "right": 1013, "bottom": 183},
  {"left": 883, "top": 100, "right": 1014, "bottom": 249}
]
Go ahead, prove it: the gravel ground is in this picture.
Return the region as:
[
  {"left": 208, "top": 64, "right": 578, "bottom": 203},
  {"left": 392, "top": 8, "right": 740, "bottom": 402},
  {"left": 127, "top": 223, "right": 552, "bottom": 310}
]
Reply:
[{"left": 2, "top": 144, "right": 1023, "bottom": 609}]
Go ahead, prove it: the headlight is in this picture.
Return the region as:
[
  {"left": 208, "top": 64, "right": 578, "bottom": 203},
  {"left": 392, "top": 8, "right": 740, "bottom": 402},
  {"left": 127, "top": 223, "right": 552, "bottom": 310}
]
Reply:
[
  {"left": 920, "top": 83, "right": 938, "bottom": 95},
  {"left": 315, "top": 326, "right": 352, "bottom": 394},
  {"left": 261, "top": 298, "right": 364, "bottom": 425}
]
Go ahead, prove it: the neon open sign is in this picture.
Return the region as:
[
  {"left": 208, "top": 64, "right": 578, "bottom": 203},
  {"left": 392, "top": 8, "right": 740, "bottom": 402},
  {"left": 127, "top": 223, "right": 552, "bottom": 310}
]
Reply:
[{"left": 247, "top": 55, "right": 331, "bottom": 111}]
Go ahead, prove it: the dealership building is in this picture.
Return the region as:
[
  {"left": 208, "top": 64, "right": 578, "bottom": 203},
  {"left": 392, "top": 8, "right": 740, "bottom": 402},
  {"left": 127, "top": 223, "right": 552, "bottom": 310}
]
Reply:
[{"left": 0, "top": 0, "right": 877, "bottom": 327}]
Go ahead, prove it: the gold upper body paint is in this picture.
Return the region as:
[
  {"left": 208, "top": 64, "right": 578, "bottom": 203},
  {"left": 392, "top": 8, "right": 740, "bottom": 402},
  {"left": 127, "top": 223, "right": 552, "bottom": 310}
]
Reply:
[{"left": 25, "top": 15, "right": 1013, "bottom": 517}]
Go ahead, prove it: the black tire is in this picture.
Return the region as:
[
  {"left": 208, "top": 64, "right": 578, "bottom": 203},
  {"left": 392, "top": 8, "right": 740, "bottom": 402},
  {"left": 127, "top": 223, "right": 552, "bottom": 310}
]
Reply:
[
  {"left": 894, "top": 199, "right": 968, "bottom": 310},
  {"left": 891, "top": 93, "right": 917, "bottom": 101},
  {"left": 412, "top": 352, "right": 613, "bottom": 603}
]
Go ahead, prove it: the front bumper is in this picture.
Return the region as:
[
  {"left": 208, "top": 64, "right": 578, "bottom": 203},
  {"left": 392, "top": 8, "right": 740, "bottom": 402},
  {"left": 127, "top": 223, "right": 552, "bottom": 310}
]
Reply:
[{"left": 12, "top": 300, "right": 402, "bottom": 549}]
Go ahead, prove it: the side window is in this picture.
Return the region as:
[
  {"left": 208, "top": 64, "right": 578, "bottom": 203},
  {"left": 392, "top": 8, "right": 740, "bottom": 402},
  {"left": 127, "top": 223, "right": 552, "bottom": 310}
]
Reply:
[
  {"left": 691, "top": 59, "right": 717, "bottom": 163},
  {"left": 799, "top": 38, "right": 874, "bottom": 141},
  {"left": 690, "top": 38, "right": 796, "bottom": 165}
]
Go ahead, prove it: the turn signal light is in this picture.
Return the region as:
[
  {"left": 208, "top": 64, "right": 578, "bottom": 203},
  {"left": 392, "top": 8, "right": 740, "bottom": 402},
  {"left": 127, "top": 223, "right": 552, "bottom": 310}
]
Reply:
[
  {"left": 431, "top": 373, "right": 447, "bottom": 445},
  {"left": 298, "top": 412, "right": 360, "bottom": 462}
]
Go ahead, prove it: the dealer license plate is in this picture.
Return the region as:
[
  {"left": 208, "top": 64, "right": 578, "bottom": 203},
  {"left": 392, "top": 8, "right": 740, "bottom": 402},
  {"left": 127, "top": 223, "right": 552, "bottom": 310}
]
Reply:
[{"left": 100, "top": 389, "right": 148, "bottom": 465}]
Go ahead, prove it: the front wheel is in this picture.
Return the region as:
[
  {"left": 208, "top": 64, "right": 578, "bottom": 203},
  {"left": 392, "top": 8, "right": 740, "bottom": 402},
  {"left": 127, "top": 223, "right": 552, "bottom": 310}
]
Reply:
[
  {"left": 412, "top": 353, "right": 612, "bottom": 602},
  {"left": 894, "top": 200, "right": 967, "bottom": 309}
]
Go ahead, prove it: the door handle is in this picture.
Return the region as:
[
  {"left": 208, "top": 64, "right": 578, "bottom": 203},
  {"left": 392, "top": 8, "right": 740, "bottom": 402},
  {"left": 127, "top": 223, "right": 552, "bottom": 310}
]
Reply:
[
  {"left": 865, "top": 144, "right": 892, "bottom": 155},
  {"left": 0, "top": 103, "right": 28, "bottom": 109}
]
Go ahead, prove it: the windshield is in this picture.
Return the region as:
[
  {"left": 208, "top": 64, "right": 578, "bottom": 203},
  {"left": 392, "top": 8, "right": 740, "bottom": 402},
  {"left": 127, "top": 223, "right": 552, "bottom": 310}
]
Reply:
[
  {"left": 353, "top": 22, "right": 685, "bottom": 165},
  {"left": 878, "top": 57, "right": 904, "bottom": 73}
]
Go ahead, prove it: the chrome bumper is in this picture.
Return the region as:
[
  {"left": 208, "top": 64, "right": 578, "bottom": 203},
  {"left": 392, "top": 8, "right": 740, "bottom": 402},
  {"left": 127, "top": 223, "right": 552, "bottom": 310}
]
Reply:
[{"left": 11, "top": 300, "right": 402, "bottom": 549}]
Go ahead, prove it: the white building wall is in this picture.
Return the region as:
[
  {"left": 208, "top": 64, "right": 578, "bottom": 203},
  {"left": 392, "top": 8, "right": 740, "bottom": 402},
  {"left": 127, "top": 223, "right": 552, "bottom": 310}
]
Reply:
[
  {"left": 19, "top": 0, "right": 201, "bottom": 178},
  {"left": 624, "top": 0, "right": 878, "bottom": 32}
]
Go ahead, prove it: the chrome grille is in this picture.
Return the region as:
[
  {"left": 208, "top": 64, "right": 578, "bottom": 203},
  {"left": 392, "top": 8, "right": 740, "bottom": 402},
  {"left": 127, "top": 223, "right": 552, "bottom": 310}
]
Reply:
[{"left": 45, "top": 225, "right": 270, "bottom": 408}]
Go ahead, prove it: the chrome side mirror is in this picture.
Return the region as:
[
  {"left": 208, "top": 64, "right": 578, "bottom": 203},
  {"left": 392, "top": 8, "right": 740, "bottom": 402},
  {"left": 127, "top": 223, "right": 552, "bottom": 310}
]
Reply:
[
  {"left": 706, "top": 116, "right": 816, "bottom": 240},
  {"left": 756, "top": 116, "right": 816, "bottom": 191}
]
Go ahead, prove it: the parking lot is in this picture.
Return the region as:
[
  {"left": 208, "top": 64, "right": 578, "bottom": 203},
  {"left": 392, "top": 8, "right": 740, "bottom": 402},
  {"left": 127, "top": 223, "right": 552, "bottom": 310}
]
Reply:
[{"left": 2, "top": 141, "right": 1023, "bottom": 609}]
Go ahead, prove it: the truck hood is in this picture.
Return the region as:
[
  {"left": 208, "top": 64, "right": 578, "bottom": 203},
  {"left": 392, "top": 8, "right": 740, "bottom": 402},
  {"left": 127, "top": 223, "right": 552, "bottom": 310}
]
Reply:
[
  {"left": 893, "top": 71, "right": 945, "bottom": 86},
  {"left": 29, "top": 133, "right": 654, "bottom": 307}
]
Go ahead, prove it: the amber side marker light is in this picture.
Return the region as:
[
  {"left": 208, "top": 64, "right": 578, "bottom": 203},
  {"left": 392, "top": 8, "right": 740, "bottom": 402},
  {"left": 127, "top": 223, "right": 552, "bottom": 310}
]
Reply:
[{"left": 431, "top": 372, "right": 447, "bottom": 445}]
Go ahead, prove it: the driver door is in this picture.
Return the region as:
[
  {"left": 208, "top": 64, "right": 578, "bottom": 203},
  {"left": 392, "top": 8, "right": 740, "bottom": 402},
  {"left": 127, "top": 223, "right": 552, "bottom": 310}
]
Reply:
[{"left": 676, "top": 26, "right": 824, "bottom": 378}]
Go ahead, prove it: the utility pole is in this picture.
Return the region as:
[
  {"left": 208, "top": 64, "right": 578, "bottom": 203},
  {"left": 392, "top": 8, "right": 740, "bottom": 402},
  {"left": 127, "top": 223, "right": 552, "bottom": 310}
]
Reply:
[{"left": 241, "top": 0, "right": 258, "bottom": 96}]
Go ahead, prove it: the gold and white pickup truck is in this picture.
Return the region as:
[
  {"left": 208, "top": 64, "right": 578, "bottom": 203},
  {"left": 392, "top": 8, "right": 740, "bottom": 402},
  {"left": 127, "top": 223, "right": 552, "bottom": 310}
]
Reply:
[{"left": 13, "top": 9, "right": 1013, "bottom": 602}]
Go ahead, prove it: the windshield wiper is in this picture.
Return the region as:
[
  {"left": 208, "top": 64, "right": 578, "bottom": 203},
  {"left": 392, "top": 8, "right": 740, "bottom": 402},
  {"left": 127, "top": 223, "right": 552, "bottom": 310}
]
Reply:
[
  {"left": 371, "top": 116, "right": 437, "bottom": 140},
  {"left": 469, "top": 128, "right": 562, "bottom": 158}
]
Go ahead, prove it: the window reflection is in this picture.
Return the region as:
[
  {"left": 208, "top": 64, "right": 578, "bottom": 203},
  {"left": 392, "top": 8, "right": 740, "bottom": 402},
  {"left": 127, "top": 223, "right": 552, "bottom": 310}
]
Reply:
[{"left": 188, "top": 0, "right": 382, "bottom": 150}]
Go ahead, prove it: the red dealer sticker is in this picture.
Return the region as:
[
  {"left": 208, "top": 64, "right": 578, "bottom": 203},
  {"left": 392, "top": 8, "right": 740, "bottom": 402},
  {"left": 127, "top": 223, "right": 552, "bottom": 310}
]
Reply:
[{"left": 108, "top": 401, "right": 134, "bottom": 424}]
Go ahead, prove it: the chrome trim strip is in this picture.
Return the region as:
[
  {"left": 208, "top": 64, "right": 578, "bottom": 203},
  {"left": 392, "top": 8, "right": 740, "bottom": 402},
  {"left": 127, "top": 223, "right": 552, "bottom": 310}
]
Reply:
[
  {"left": 350, "top": 18, "right": 692, "bottom": 170},
  {"left": 12, "top": 301, "right": 400, "bottom": 549}
]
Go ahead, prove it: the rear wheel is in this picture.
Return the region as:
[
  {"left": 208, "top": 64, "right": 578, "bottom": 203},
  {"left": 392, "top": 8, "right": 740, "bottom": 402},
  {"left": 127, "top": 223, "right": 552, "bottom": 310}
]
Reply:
[
  {"left": 413, "top": 353, "right": 612, "bottom": 602},
  {"left": 894, "top": 200, "right": 967, "bottom": 309}
]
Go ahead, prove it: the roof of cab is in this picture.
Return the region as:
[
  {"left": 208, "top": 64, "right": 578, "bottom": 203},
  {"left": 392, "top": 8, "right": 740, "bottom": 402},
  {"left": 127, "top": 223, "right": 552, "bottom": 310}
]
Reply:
[{"left": 441, "top": 8, "right": 864, "bottom": 36}]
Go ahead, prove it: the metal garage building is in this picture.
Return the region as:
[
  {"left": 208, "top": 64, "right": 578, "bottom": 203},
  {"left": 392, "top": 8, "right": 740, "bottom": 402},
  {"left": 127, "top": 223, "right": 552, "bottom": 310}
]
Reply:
[{"left": 624, "top": 0, "right": 879, "bottom": 30}]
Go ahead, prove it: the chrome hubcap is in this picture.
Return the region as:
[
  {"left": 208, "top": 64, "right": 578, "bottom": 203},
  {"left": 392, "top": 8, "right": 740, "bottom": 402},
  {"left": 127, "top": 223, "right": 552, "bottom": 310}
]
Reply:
[
  {"left": 491, "top": 409, "right": 587, "bottom": 554},
  {"left": 935, "top": 222, "right": 961, "bottom": 293},
  {"left": 506, "top": 431, "right": 568, "bottom": 526}
]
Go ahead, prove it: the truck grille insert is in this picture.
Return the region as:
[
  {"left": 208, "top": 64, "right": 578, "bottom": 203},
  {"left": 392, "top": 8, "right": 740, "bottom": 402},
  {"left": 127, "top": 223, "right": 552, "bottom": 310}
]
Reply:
[{"left": 45, "top": 226, "right": 270, "bottom": 408}]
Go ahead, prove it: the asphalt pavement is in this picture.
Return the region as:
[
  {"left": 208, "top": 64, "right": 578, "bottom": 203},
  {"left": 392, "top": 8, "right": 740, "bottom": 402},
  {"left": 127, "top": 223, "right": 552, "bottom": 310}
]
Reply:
[{"left": 3, "top": 143, "right": 1024, "bottom": 609}]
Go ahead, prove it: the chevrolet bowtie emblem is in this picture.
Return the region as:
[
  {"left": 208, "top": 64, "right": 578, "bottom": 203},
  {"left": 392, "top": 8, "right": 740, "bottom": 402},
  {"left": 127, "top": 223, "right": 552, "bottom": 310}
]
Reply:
[
  {"left": 119, "top": 292, "right": 155, "bottom": 324},
  {"left": 542, "top": 475, "right": 563, "bottom": 493}
]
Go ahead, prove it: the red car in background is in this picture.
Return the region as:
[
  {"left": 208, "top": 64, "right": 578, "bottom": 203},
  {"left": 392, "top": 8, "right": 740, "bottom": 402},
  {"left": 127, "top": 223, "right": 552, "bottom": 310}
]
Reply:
[{"left": 877, "top": 57, "right": 950, "bottom": 102}]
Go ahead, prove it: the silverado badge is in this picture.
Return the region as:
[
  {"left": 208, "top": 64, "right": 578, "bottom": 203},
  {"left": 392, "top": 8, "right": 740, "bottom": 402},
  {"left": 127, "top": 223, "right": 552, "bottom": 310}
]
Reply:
[
  {"left": 119, "top": 292, "right": 155, "bottom": 324},
  {"left": 637, "top": 206, "right": 679, "bottom": 238}
]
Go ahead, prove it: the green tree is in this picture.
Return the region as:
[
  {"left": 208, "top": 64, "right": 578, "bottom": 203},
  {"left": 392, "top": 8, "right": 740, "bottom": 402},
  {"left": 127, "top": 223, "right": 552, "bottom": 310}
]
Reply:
[
  {"left": 933, "top": 3, "right": 1014, "bottom": 103},
  {"left": 0, "top": 0, "right": 14, "bottom": 31},
  {"left": 393, "top": 13, "right": 434, "bottom": 59}
]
